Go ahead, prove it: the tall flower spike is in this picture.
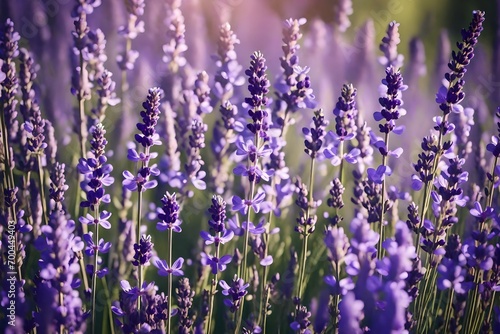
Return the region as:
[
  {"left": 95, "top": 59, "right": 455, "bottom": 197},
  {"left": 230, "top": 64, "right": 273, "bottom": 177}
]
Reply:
[
  {"left": 0, "top": 19, "right": 20, "bottom": 144},
  {"left": 90, "top": 69, "right": 120, "bottom": 123},
  {"left": 176, "top": 278, "right": 195, "bottom": 334},
  {"left": 163, "top": 0, "right": 188, "bottom": 73},
  {"left": 35, "top": 209, "right": 86, "bottom": 333},
  {"left": 117, "top": 0, "right": 145, "bottom": 71},
  {"left": 379, "top": 21, "right": 404, "bottom": 68},
  {"left": 78, "top": 123, "right": 114, "bottom": 210},
  {"left": 334, "top": 0, "right": 353, "bottom": 33},
  {"left": 49, "top": 162, "right": 69, "bottom": 212},
  {"left": 123, "top": 87, "right": 162, "bottom": 192},
  {"left": 156, "top": 192, "right": 181, "bottom": 232},
  {"left": 213, "top": 22, "right": 244, "bottom": 102},
  {"left": 245, "top": 51, "right": 270, "bottom": 140}
]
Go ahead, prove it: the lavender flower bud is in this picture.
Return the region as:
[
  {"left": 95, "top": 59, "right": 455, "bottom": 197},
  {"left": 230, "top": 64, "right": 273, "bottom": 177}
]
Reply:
[
  {"left": 303, "top": 109, "right": 328, "bottom": 159},
  {"left": 219, "top": 275, "right": 249, "bottom": 313},
  {"left": 245, "top": 51, "right": 270, "bottom": 139},
  {"left": 132, "top": 234, "right": 154, "bottom": 267},
  {"left": 49, "top": 162, "right": 68, "bottom": 212},
  {"left": 176, "top": 278, "right": 195, "bottom": 334}
]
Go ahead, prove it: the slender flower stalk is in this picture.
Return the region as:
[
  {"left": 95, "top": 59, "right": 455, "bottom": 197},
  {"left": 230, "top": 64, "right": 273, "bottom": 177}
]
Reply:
[
  {"left": 117, "top": 0, "right": 145, "bottom": 143},
  {"left": 155, "top": 192, "right": 182, "bottom": 334},
  {"left": 123, "top": 87, "right": 162, "bottom": 315},
  {"left": 295, "top": 109, "right": 328, "bottom": 306},
  {"left": 369, "top": 66, "right": 407, "bottom": 258},
  {"left": 233, "top": 50, "right": 271, "bottom": 332},
  {"left": 201, "top": 195, "right": 234, "bottom": 334},
  {"left": 411, "top": 11, "right": 484, "bottom": 262},
  {"left": 78, "top": 123, "right": 114, "bottom": 333}
]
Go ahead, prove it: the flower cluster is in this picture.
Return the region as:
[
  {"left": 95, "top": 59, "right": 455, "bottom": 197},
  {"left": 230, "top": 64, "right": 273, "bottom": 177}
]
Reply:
[{"left": 123, "top": 87, "right": 162, "bottom": 192}]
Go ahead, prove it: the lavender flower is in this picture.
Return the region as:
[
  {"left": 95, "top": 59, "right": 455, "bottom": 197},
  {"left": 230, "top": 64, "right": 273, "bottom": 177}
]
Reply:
[
  {"left": 379, "top": 21, "right": 404, "bottom": 68},
  {"left": 78, "top": 124, "right": 114, "bottom": 210},
  {"left": 220, "top": 275, "right": 249, "bottom": 313},
  {"left": 155, "top": 257, "right": 184, "bottom": 276},
  {"left": 117, "top": 0, "right": 145, "bottom": 72},
  {"left": 90, "top": 69, "right": 120, "bottom": 123},
  {"left": 245, "top": 51, "right": 271, "bottom": 140},
  {"left": 290, "top": 304, "right": 312, "bottom": 333},
  {"left": 1, "top": 19, "right": 20, "bottom": 144},
  {"left": 338, "top": 292, "right": 364, "bottom": 334},
  {"left": 184, "top": 118, "right": 207, "bottom": 191},
  {"left": 49, "top": 162, "right": 68, "bottom": 212},
  {"left": 201, "top": 252, "right": 232, "bottom": 275},
  {"left": 123, "top": 87, "right": 162, "bottom": 192},
  {"left": 334, "top": 0, "right": 353, "bottom": 32},
  {"left": 163, "top": 0, "right": 187, "bottom": 73},
  {"left": 176, "top": 278, "right": 195, "bottom": 334},
  {"left": 35, "top": 209, "right": 87, "bottom": 332},
  {"left": 304, "top": 109, "right": 328, "bottom": 159},
  {"left": 84, "top": 28, "right": 107, "bottom": 81},
  {"left": 132, "top": 234, "right": 154, "bottom": 267},
  {"left": 213, "top": 22, "right": 244, "bottom": 102},
  {"left": 323, "top": 85, "right": 360, "bottom": 167},
  {"left": 194, "top": 71, "right": 212, "bottom": 115},
  {"left": 156, "top": 192, "right": 182, "bottom": 232}
]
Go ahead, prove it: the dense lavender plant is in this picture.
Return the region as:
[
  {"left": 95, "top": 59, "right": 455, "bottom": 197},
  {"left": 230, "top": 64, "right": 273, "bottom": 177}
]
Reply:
[
  {"left": 35, "top": 189, "right": 87, "bottom": 333},
  {"left": 0, "top": 19, "right": 20, "bottom": 223}
]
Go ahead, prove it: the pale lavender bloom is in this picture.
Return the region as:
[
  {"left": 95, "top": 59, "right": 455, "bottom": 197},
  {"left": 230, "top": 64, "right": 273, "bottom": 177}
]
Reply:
[
  {"left": 163, "top": 0, "right": 188, "bottom": 73},
  {"left": 155, "top": 257, "right": 184, "bottom": 276},
  {"left": 201, "top": 252, "right": 232, "bottom": 274},
  {"left": 338, "top": 292, "right": 364, "bottom": 334},
  {"left": 79, "top": 210, "right": 112, "bottom": 229},
  {"left": 200, "top": 229, "right": 234, "bottom": 246},
  {"left": 334, "top": 0, "right": 353, "bottom": 32},
  {"left": 379, "top": 21, "right": 404, "bottom": 68},
  {"left": 219, "top": 275, "right": 249, "bottom": 313},
  {"left": 367, "top": 164, "right": 392, "bottom": 184},
  {"left": 83, "top": 231, "right": 112, "bottom": 256},
  {"left": 232, "top": 191, "right": 266, "bottom": 214},
  {"left": 213, "top": 23, "right": 244, "bottom": 102}
]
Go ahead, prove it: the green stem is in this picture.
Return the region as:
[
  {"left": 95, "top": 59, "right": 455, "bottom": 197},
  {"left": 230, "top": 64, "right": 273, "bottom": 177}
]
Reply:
[
  {"left": 59, "top": 292, "right": 64, "bottom": 334},
  {"left": 377, "top": 132, "right": 389, "bottom": 259},
  {"left": 443, "top": 290, "right": 454, "bottom": 332},
  {"left": 101, "top": 276, "right": 116, "bottom": 334},
  {"left": 137, "top": 190, "right": 143, "bottom": 314},
  {"left": 235, "top": 132, "right": 261, "bottom": 333},
  {"left": 296, "top": 157, "right": 316, "bottom": 300},
  {"left": 206, "top": 234, "right": 220, "bottom": 334},
  {"left": 91, "top": 208, "right": 100, "bottom": 334},
  {"left": 486, "top": 156, "right": 498, "bottom": 208},
  {"left": 37, "top": 156, "right": 48, "bottom": 225},
  {"left": 167, "top": 227, "right": 173, "bottom": 334}
]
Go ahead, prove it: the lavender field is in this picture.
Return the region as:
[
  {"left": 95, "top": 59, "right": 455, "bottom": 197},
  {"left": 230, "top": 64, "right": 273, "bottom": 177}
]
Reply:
[{"left": 0, "top": 0, "right": 499, "bottom": 333}]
